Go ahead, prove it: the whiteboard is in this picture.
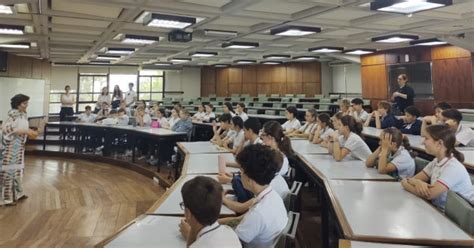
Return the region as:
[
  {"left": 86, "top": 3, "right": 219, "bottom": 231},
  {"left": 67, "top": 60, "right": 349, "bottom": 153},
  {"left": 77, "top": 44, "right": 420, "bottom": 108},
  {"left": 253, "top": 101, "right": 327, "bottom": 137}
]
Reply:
[{"left": 0, "top": 77, "right": 45, "bottom": 122}]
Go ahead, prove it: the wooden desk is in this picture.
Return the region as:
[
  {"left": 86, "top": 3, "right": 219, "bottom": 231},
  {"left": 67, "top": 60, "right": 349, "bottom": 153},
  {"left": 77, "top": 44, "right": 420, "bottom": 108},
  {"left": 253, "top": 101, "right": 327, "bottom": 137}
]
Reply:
[
  {"left": 184, "top": 153, "right": 239, "bottom": 175},
  {"left": 338, "top": 240, "right": 431, "bottom": 248},
  {"left": 328, "top": 180, "right": 474, "bottom": 246},
  {"left": 290, "top": 139, "right": 329, "bottom": 155},
  {"left": 177, "top": 141, "right": 229, "bottom": 154}
]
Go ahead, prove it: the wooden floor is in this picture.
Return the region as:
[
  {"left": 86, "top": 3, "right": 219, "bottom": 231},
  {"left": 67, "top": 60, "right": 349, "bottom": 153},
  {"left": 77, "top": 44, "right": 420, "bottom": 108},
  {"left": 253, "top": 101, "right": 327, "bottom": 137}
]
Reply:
[{"left": 0, "top": 155, "right": 165, "bottom": 248}]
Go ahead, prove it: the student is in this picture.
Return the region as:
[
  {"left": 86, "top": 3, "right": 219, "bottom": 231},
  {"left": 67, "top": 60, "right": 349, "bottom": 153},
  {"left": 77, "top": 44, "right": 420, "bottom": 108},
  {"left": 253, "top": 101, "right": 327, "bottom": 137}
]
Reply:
[
  {"left": 124, "top": 83, "right": 137, "bottom": 108},
  {"left": 172, "top": 109, "right": 193, "bottom": 133},
  {"left": 329, "top": 115, "right": 371, "bottom": 162},
  {"left": 223, "top": 102, "right": 236, "bottom": 117},
  {"left": 135, "top": 106, "right": 151, "bottom": 127},
  {"left": 349, "top": 98, "right": 369, "bottom": 122},
  {"left": 236, "top": 103, "right": 248, "bottom": 122},
  {"left": 202, "top": 104, "right": 216, "bottom": 122},
  {"left": 366, "top": 127, "right": 415, "bottom": 179},
  {"left": 260, "top": 121, "right": 294, "bottom": 177},
  {"left": 287, "top": 108, "right": 317, "bottom": 138},
  {"left": 421, "top": 102, "right": 452, "bottom": 137},
  {"left": 95, "top": 86, "right": 111, "bottom": 113},
  {"left": 111, "top": 85, "right": 123, "bottom": 109},
  {"left": 118, "top": 101, "right": 131, "bottom": 116},
  {"left": 223, "top": 116, "right": 245, "bottom": 154},
  {"left": 59, "top": 85, "right": 75, "bottom": 122},
  {"left": 154, "top": 108, "right": 170, "bottom": 128},
  {"left": 339, "top": 99, "right": 350, "bottom": 116},
  {"left": 179, "top": 176, "right": 241, "bottom": 248},
  {"left": 441, "top": 109, "right": 474, "bottom": 147},
  {"left": 210, "top": 113, "right": 232, "bottom": 145},
  {"left": 281, "top": 106, "right": 301, "bottom": 133},
  {"left": 192, "top": 104, "right": 206, "bottom": 121},
  {"left": 219, "top": 144, "right": 288, "bottom": 248},
  {"left": 321, "top": 112, "right": 343, "bottom": 148},
  {"left": 168, "top": 107, "right": 181, "bottom": 129},
  {"left": 77, "top": 105, "right": 96, "bottom": 123},
  {"left": 96, "top": 102, "right": 110, "bottom": 121},
  {"left": 311, "top": 113, "right": 334, "bottom": 144},
  {"left": 116, "top": 108, "right": 129, "bottom": 125},
  {"left": 365, "top": 101, "right": 397, "bottom": 129},
  {"left": 100, "top": 109, "right": 118, "bottom": 125},
  {"left": 401, "top": 124, "right": 473, "bottom": 210},
  {"left": 399, "top": 106, "right": 422, "bottom": 135}
]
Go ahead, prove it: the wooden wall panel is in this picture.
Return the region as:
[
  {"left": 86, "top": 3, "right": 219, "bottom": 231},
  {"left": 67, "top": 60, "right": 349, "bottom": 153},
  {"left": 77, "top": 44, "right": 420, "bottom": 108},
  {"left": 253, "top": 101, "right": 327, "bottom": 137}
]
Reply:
[
  {"left": 257, "top": 83, "right": 272, "bottom": 95},
  {"left": 286, "top": 63, "right": 302, "bottom": 84},
  {"left": 271, "top": 66, "right": 286, "bottom": 84},
  {"left": 257, "top": 65, "right": 272, "bottom": 84},
  {"left": 242, "top": 66, "right": 256, "bottom": 83},
  {"left": 302, "top": 62, "right": 320, "bottom": 83},
  {"left": 287, "top": 83, "right": 302, "bottom": 94},
  {"left": 242, "top": 83, "right": 257, "bottom": 96},
  {"left": 361, "top": 65, "right": 388, "bottom": 99},
  {"left": 432, "top": 58, "right": 473, "bottom": 103},
  {"left": 228, "top": 83, "right": 242, "bottom": 95},
  {"left": 384, "top": 46, "right": 431, "bottom": 64},
  {"left": 201, "top": 67, "right": 216, "bottom": 84},
  {"left": 432, "top": 46, "right": 471, "bottom": 60},
  {"left": 216, "top": 68, "right": 228, "bottom": 97},
  {"left": 0, "top": 54, "right": 51, "bottom": 81},
  {"left": 303, "top": 82, "right": 320, "bottom": 96},
  {"left": 228, "top": 67, "right": 242, "bottom": 84},
  {"left": 361, "top": 53, "right": 386, "bottom": 66}
]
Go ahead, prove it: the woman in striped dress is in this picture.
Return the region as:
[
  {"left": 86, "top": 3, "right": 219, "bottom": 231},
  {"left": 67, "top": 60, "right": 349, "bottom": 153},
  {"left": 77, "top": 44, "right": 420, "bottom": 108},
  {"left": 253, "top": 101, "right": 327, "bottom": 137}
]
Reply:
[{"left": 0, "top": 94, "right": 38, "bottom": 206}]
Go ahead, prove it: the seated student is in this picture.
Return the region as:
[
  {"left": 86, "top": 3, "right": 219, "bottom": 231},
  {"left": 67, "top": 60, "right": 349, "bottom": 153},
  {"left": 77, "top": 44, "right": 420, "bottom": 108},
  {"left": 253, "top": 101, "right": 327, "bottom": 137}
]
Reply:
[
  {"left": 96, "top": 102, "right": 110, "bottom": 121},
  {"left": 441, "top": 109, "right": 474, "bottom": 147},
  {"left": 168, "top": 107, "right": 180, "bottom": 129},
  {"left": 260, "top": 121, "right": 294, "bottom": 177},
  {"left": 172, "top": 109, "right": 193, "bottom": 133},
  {"left": 77, "top": 105, "right": 96, "bottom": 123},
  {"left": 236, "top": 103, "right": 248, "bottom": 122},
  {"left": 223, "top": 116, "right": 245, "bottom": 154},
  {"left": 219, "top": 144, "right": 288, "bottom": 248},
  {"left": 223, "top": 102, "right": 236, "bottom": 117},
  {"left": 100, "top": 109, "right": 118, "bottom": 125},
  {"left": 421, "top": 102, "right": 452, "bottom": 136},
  {"left": 329, "top": 115, "right": 371, "bottom": 162},
  {"left": 135, "top": 106, "right": 151, "bottom": 127},
  {"left": 321, "top": 112, "right": 343, "bottom": 148},
  {"left": 364, "top": 101, "right": 397, "bottom": 129},
  {"left": 179, "top": 176, "right": 241, "bottom": 248},
  {"left": 310, "top": 113, "right": 334, "bottom": 144},
  {"left": 282, "top": 106, "right": 301, "bottom": 134},
  {"left": 339, "top": 99, "right": 351, "bottom": 116},
  {"left": 211, "top": 113, "right": 232, "bottom": 146},
  {"left": 366, "top": 127, "right": 415, "bottom": 179},
  {"left": 192, "top": 104, "right": 206, "bottom": 121},
  {"left": 287, "top": 108, "right": 317, "bottom": 139},
  {"left": 401, "top": 124, "right": 473, "bottom": 210},
  {"left": 153, "top": 108, "right": 170, "bottom": 128},
  {"left": 398, "top": 106, "right": 421, "bottom": 135},
  {"left": 349, "top": 98, "right": 369, "bottom": 123},
  {"left": 116, "top": 108, "right": 129, "bottom": 125},
  {"left": 119, "top": 101, "right": 131, "bottom": 117},
  {"left": 202, "top": 104, "right": 216, "bottom": 122}
]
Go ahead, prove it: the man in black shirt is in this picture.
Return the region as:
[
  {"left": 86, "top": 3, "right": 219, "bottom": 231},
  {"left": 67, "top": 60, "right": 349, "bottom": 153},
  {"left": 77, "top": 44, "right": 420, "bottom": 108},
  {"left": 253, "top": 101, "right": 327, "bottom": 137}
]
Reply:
[{"left": 391, "top": 74, "right": 415, "bottom": 113}]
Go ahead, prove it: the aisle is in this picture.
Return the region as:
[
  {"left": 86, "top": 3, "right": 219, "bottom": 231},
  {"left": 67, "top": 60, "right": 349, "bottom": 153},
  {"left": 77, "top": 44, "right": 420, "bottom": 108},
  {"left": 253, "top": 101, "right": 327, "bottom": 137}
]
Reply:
[{"left": 0, "top": 156, "right": 164, "bottom": 248}]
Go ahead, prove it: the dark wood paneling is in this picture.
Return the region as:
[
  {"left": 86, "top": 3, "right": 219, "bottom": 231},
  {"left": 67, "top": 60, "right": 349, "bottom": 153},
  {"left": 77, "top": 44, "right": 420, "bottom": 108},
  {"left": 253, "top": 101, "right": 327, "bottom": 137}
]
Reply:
[
  {"left": 216, "top": 68, "right": 228, "bottom": 97},
  {"left": 303, "top": 82, "right": 320, "bottom": 96},
  {"left": 242, "top": 83, "right": 257, "bottom": 96},
  {"left": 271, "top": 65, "right": 286, "bottom": 84},
  {"left": 302, "top": 62, "right": 320, "bottom": 84},
  {"left": 432, "top": 46, "right": 471, "bottom": 60},
  {"left": 228, "top": 83, "right": 242, "bottom": 95},
  {"left": 432, "top": 58, "right": 473, "bottom": 103},
  {"left": 361, "top": 53, "right": 386, "bottom": 66},
  {"left": 286, "top": 63, "right": 303, "bottom": 84},
  {"left": 286, "top": 83, "right": 302, "bottom": 94},
  {"left": 242, "top": 66, "right": 256, "bottom": 83},
  {"left": 257, "top": 65, "right": 272, "bottom": 84},
  {"left": 384, "top": 46, "right": 432, "bottom": 64},
  {"left": 201, "top": 67, "right": 216, "bottom": 84},
  {"left": 257, "top": 83, "right": 272, "bottom": 95},
  {"left": 228, "top": 67, "right": 242, "bottom": 84},
  {"left": 361, "top": 65, "right": 388, "bottom": 99},
  {"left": 201, "top": 84, "right": 216, "bottom": 97}
]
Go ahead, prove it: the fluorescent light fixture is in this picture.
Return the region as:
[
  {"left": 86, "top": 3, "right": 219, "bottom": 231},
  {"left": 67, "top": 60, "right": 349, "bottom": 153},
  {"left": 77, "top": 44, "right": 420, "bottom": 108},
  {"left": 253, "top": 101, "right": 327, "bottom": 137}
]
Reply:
[
  {"left": 270, "top": 25, "right": 321, "bottom": 36},
  {"left": 370, "top": 0, "right": 452, "bottom": 14},
  {"left": 262, "top": 54, "right": 290, "bottom": 59},
  {"left": 293, "top": 56, "right": 319, "bottom": 61},
  {"left": 222, "top": 41, "right": 259, "bottom": 49},
  {"left": 214, "top": 64, "right": 230, "bottom": 67},
  {"left": 410, "top": 38, "right": 448, "bottom": 46},
  {"left": 144, "top": 13, "right": 196, "bottom": 29},
  {"left": 344, "top": 49, "right": 376, "bottom": 55},
  {"left": 97, "top": 55, "right": 121, "bottom": 60},
  {"left": 0, "top": 43, "right": 30, "bottom": 49},
  {"left": 90, "top": 61, "right": 110, "bottom": 65},
  {"left": 0, "top": 5, "right": 14, "bottom": 15},
  {"left": 234, "top": 60, "right": 256, "bottom": 64},
  {"left": 261, "top": 61, "right": 282, "bottom": 65},
  {"left": 372, "top": 34, "right": 419, "bottom": 43},
  {"left": 121, "top": 34, "right": 159, "bottom": 45},
  {"left": 106, "top": 47, "right": 135, "bottom": 55},
  {"left": 169, "top": 58, "right": 191, "bottom": 63},
  {"left": 155, "top": 62, "right": 173, "bottom": 66},
  {"left": 0, "top": 25, "right": 24, "bottom": 35},
  {"left": 309, "top": 46, "right": 344, "bottom": 53},
  {"left": 204, "top": 29, "right": 238, "bottom": 37},
  {"left": 190, "top": 51, "right": 218, "bottom": 57}
]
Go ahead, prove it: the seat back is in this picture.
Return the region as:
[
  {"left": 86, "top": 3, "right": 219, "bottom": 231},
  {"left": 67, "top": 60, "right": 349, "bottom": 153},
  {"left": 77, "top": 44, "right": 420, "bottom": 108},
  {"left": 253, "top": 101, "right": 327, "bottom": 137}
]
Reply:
[
  {"left": 303, "top": 104, "right": 315, "bottom": 110},
  {"left": 284, "top": 181, "right": 303, "bottom": 212},
  {"left": 273, "top": 103, "right": 283, "bottom": 108},
  {"left": 414, "top": 157, "right": 430, "bottom": 174},
  {"left": 248, "top": 109, "right": 258, "bottom": 115},
  {"left": 273, "top": 211, "right": 300, "bottom": 248},
  {"left": 254, "top": 103, "right": 263, "bottom": 108},
  {"left": 462, "top": 114, "right": 474, "bottom": 122},
  {"left": 265, "top": 110, "right": 276, "bottom": 116},
  {"left": 445, "top": 191, "right": 474, "bottom": 235}
]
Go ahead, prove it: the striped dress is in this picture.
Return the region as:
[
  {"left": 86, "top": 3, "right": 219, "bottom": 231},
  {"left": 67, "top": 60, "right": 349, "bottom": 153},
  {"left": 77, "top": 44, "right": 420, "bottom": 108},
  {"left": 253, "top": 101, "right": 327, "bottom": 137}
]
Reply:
[{"left": 0, "top": 109, "right": 28, "bottom": 205}]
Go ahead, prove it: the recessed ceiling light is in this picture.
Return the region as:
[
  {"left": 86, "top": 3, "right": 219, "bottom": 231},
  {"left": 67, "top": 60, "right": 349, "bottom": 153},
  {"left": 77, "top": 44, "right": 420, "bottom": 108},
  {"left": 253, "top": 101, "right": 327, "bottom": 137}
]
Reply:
[
  {"left": 308, "top": 46, "right": 344, "bottom": 53},
  {"left": 190, "top": 51, "right": 218, "bottom": 57},
  {"left": 372, "top": 34, "right": 419, "bottom": 43},
  {"left": 410, "top": 38, "right": 448, "bottom": 46},
  {"left": 204, "top": 29, "right": 238, "bottom": 37},
  {"left": 214, "top": 64, "right": 230, "bottom": 67},
  {"left": 144, "top": 13, "right": 196, "bottom": 29},
  {"left": 222, "top": 41, "right": 259, "bottom": 49},
  {"left": 262, "top": 54, "right": 290, "bottom": 59},
  {"left": 293, "top": 56, "right": 319, "bottom": 61},
  {"left": 106, "top": 48, "right": 135, "bottom": 55},
  {"left": 0, "top": 24, "right": 24, "bottom": 35},
  {"left": 234, "top": 60, "right": 256, "bottom": 64},
  {"left": 261, "top": 61, "right": 282, "bottom": 65},
  {"left": 96, "top": 55, "right": 121, "bottom": 60},
  {"left": 370, "top": 0, "right": 452, "bottom": 14},
  {"left": 270, "top": 25, "right": 321, "bottom": 36},
  {"left": 344, "top": 49, "right": 376, "bottom": 55},
  {"left": 0, "top": 43, "right": 30, "bottom": 49},
  {"left": 121, "top": 34, "right": 159, "bottom": 45},
  {"left": 155, "top": 62, "right": 173, "bottom": 66},
  {"left": 0, "top": 5, "right": 14, "bottom": 15},
  {"left": 169, "top": 58, "right": 191, "bottom": 63}
]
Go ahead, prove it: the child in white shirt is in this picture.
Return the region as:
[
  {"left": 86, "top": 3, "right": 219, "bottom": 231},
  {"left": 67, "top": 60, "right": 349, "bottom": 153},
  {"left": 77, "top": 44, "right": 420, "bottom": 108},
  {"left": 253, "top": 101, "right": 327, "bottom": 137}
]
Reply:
[
  {"left": 117, "top": 108, "right": 129, "bottom": 125},
  {"left": 100, "top": 110, "right": 118, "bottom": 125},
  {"left": 441, "top": 109, "right": 474, "bottom": 147},
  {"left": 77, "top": 105, "right": 96, "bottom": 123},
  {"left": 282, "top": 106, "right": 301, "bottom": 133},
  {"left": 329, "top": 115, "right": 371, "bottom": 162},
  {"left": 311, "top": 113, "right": 334, "bottom": 144},
  {"left": 287, "top": 108, "right": 317, "bottom": 139}
]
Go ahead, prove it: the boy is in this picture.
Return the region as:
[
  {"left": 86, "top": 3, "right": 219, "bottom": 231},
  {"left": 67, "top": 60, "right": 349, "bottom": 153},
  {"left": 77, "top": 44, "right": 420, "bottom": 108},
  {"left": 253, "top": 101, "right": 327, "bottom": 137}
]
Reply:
[
  {"left": 211, "top": 113, "right": 232, "bottom": 145},
  {"left": 77, "top": 105, "right": 96, "bottom": 123},
  {"left": 441, "top": 109, "right": 474, "bottom": 147},
  {"left": 399, "top": 106, "right": 421, "bottom": 135},
  {"left": 173, "top": 109, "right": 193, "bottom": 133},
  {"left": 365, "top": 101, "right": 397, "bottom": 129},
  {"left": 349, "top": 98, "right": 369, "bottom": 123}
]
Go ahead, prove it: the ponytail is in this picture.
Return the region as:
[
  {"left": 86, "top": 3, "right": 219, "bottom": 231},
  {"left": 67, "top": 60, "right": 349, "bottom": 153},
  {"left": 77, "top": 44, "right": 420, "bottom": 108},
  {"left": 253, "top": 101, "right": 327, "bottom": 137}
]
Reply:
[
  {"left": 340, "top": 115, "right": 363, "bottom": 136},
  {"left": 452, "top": 149, "right": 465, "bottom": 163},
  {"left": 279, "top": 136, "right": 294, "bottom": 157},
  {"left": 262, "top": 121, "right": 295, "bottom": 157}
]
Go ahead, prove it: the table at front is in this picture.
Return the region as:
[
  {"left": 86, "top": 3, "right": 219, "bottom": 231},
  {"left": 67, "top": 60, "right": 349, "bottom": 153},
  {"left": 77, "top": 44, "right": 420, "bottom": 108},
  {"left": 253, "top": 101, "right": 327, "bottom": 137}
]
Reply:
[
  {"left": 184, "top": 153, "right": 239, "bottom": 175},
  {"left": 177, "top": 141, "right": 229, "bottom": 154},
  {"left": 328, "top": 180, "right": 474, "bottom": 246},
  {"left": 291, "top": 139, "right": 329, "bottom": 155}
]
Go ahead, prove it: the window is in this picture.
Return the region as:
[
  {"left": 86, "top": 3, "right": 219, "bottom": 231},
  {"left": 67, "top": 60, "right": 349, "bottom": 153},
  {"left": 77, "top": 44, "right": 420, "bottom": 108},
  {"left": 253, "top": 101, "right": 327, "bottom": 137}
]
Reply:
[
  {"left": 77, "top": 74, "right": 108, "bottom": 112},
  {"left": 138, "top": 70, "right": 164, "bottom": 103},
  {"left": 48, "top": 90, "right": 66, "bottom": 114}
]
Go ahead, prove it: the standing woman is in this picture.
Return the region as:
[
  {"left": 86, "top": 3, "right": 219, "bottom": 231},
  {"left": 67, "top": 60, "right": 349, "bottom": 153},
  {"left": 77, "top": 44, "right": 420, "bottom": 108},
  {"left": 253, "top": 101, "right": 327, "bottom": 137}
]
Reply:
[
  {"left": 1, "top": 94, "right": 40, "bottom": 206},
  {"left": 60, "top": 85, "right": 75, "bottom": 122},
  {"left": 111, "top": 85, "right": 123, "bottom": 109},
  {"left": 95, "top": 86, "right": 111, "bottom": 113},
  {"left": 391, "top": 74, "right": 415, "bottom": 113}
]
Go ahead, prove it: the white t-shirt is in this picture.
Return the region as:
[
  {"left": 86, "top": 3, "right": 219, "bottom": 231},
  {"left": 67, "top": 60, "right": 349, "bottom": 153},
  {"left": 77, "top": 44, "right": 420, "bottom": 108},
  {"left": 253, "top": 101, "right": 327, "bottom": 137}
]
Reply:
[
  {"left": 235, "top": 186, "right": 288, "bottom": 248},
  {"left": 456, "top": 124, "right": 474, "bottom": 147},
  {"left": 238, "top": 112, "right": 249, "bottom": 122},
  {"left": 270, "top": 174, "right": 289, "bottom": 200},
  {"left": 190, "top": 222, "right": 241, "bottom": 248},
  {"left": 125, "top": 90, "right": 137, "bottom": 106},
  {"left": 156, "top": 117, "right": 169, "bottom": 128},
  {"left": 232, "top": 129, "right": 245, "bottom": 149},
  {"left": 193, "top": 111, "right": 206, "bottom": 120},
  {"left": 422, "top": 157, "right": 474, "bottom": 210},
  {"left": 352, "top": 110, "right": 370, "bottom": 122},
  {"left": 117, "top": 115, "right": 129, "bottom": 125},
  {"left": 229, "top": 112, "right": 236, "bottom": 117},
  {"left": 140, "top": 114, "right": 152, "bottom": 127},
  {"left": 102, "top": 117, "right": 118, "bottom": 125},
  {"left": 244, "top": 137, "right": 263, "bottom": 147},
  {"left": 203, "top": 112, "right": 216, "bottom": 122},
  {"left": 78, "top": 113, "right": 96, "bottom": 123},
  {"left": 338, "top": 132, "right": 372, "bottom": 161},
  {"left": 61, "top": 94, "right": 74, "bottom": 108},
  {"left": 298, "top": 122, "right": 316, "bottom": 134},
  {"left": 319, "top": 126, "right": 334, "bottom": 141},
  {"left": 168, "top": 116, "right": 180, "bottom": 128},
  {"left": 388, "top": 147, "right": 415, "bottom": 179},
  {"left": 96, "top": 95, "right": 111, "bottom": 109},
  {"left": 282, "top": 119, "right": 301, "bottom": 132}
]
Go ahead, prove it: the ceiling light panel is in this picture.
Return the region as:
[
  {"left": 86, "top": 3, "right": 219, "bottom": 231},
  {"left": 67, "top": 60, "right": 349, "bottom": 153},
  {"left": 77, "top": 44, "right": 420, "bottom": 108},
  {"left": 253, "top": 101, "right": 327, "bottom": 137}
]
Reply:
[
  {"left": 409, "top": 38, "right": 448, "bottom": 46},
  {"left": 270, "top": 25, "right": 321, "bottom": 36},
  {"left": 0, "top": 5, "right": 14, "bottom": 15},
  {"left": 0, "top": 43, "right": 30, "bottom": 49},
  {"left": 106, "top": 48, "right": 135, "bottom": 55},
  {"left": 0, "top": 25, "right": 24, "bottom": 35},
  {"left": 262, "top": 54, "right": 290, "bottom": 59},
  {"left": 190, "top": 51, "right": 218, "bottom": 57},
  {"left": 121, "top": 34, "right": 159, "bottom": 45},
  {"left": 372, "top": 34, "right": 419, "bottom": 43},
  {"left": 222, "top": 41, "right": 259, "bottom": 49},
  {"left": 344, "top": 49, "right": 376, "bottom": 55},
  {"left": 308, "top": 46, "right": 344, "bottom": 53},
  {"left": 370, "top": 0, "right": 453, "bottom": 14},
  {"left": 144, "top": 13, "right": 196, "bottom": 29}
]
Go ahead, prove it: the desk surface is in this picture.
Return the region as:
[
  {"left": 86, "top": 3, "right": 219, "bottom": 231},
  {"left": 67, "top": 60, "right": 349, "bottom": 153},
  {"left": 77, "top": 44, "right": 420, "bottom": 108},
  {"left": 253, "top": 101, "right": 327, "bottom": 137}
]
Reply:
[
  {"left": 328, "top": 180, "right": 474, "bottom": 246},
  {"left": 299, "top": 154, "right": 394, "bottom": 181},
  {"left": 339, "top": 240, "right": 431, "bottom": 248},
  {"left": 104, "top": 215, "right": 185, "bottom": 248},
  {"left": 178, "top": 141, "right": 230, "bottom": 154},
  {"left": 290, "top": 139, "right": 329, "bottom": 155},
  {"left": 148, "top": 174, "right": 234, "bottom": 215},
  {"left": 46, "top": 122, "right": 186, "bottom": 136},
  {"left": 185, "top": 153, "right": 239, "bottom": 175}
]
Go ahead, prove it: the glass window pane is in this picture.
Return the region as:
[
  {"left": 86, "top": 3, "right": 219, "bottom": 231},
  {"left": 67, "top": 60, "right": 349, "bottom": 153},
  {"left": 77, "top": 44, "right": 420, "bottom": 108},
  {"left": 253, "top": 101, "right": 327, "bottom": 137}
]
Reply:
[
  {"left": 94, "top": 76, "right": 108, "bottom": 92},
  {"left": 93, "top": 93, "right": 102, "bottom": 101},
  {"left": 49, "top": 94, "right": 61, "bottom": 102},
  {"left": 79, "top": 76, "right": 94, "bottom": 92},
  {"left": 151, "top": 77, "right": 163, "bottom": 91},
  {"left": 139, "top": 77, "right": 151, "bottom": 92},
  {"left": 110, "top": 74, "right": 137, "bottom": 93},
  {"left": 140, "top": 70, "right": 163, "bottom": 76},
  {"left": 79, "top": 94, "right": 93, "bottom": 102},
  {"left": 152, "top": 93, "right": 163, "bottom": 101},
  {"left": 139, "top": 93, "right": 151, "bottom": 101},
  {"left": 49, "top": 103, "right": 61, "bottom": 114}
]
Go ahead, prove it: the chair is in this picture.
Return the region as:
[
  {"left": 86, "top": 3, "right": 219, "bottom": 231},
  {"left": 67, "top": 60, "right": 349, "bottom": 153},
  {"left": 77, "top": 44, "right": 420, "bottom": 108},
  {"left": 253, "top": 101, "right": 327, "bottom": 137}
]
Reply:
[
  {"left": 241, "top": 94, "right": 250, "bottom": 98},
  {"left": 279, "top": 111, "right": 286, "bottom": 116},
  {"left": 208, "top": 94, "right": 216, "bottom": 98},
  {"left": 285, "top": 94, "right": 294, "bottom": 97},
  {"left": 317, "top": 99, "right": 331, "bottom": 112},
  {"left": 414, "top": 157, "right": 430, "bottom": 174},
  {"left": 265, "top": 110, "right": 276, "bottom": 115},
  {"left": 231, "top": 97, "right": 240, "bottom": 102},
  {"left": 258, "top": 94, "right": 267, "bottom": 98},
  {"left": 303, "top": 104, "right": 315, "bottom": 110},
  {"left": 329, "top": 94, "right": 340, "bottom": 99},
  {"left": 296, "top": 94, "right": 305, "bottom": 98},
  {"left": 363, "top": 99, "right": 371, "bottom": 106},
  {"left": 284, "top": 181, "right": 303, "bottom": 212},
  {"left": 248, "top": 109, "right": 258, "bottom": 115},
  {"left": 215, "top": 107, "right": 224, "bottom": 113},
  {"left": 281, "top": 97, "right": 291, "bottom": 102},
  {"left": 314, "top": 94, "right": 323, "bottom": 99},
  {"left": 271, "top": 94, "right": 280, "bottom": 98},
  {"left": 216, "top": 97, "right": 225, "bottom": 102},
  {"left": 463, "top": 114, "right": 474, "bottom": 122},
  {"left": 254, "top": 103, "right": 263, "bottom": 108},
  {"left": 273, "top": 103, "right": 283, "bottom": 108},
  {"left": 231, "top": 94, "right": 239, "bottom": 97},
  {"left": 273, "top": 211, "right": 300, "bottom": 248},
  {"left": 445, "top": 191, "right": 474, "bottom": 235}
]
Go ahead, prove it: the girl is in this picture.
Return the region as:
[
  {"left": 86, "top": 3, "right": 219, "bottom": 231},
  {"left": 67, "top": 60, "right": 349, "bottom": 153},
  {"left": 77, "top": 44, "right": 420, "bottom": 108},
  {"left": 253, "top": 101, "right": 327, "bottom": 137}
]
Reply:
[
  {"left": 135, "top": 106, "right": 151, "bottom": 127},
  {"left": 401, "top": 125, "right": 473, "bottom": 210},
  {"left": 236, "top": 102, "right": 248, "bottom": 122},
  {"left": 223, "top": 102, "right": 236, "bottom": 117},
  {"left": 167, "top": 107, "right": 180, "bottom": 129},
  {"left": 59, "top": 85, "right": 75, "bottom": 122},
  {"left": 154, "top": 108, "right": 170, "bottom": 129},
  {"left": 339, "top": 99, "right": 350, "bottom": 116},
  {"left": 364, "top": 101, "right": 397, "bottom": 129},
  {"left": 321, "top": 112, "right": 343, "bottom": 148},
  {"left": 95, "top": 86, "right": 111, "bottom": 113},
  {"left": 281, "top": 106, "right": 301, "bottom": 134},
  {"left": 366, "top": 127, "right": 415, "bottom": 179},
  {"left": 311, "top": 113, "right": 334, "bottom": 144},
  {"left": 111, "top": 85, "right": 123, "bottom": 109},
  {"left": 329, "top": 115, "right": 371, "bottom": 162},
  {"left": 202, "top": 104, "right": 216, "bottom": 122},
  {"left": 192, "top": 104, "right": 206, "bottom": 121},
  {"left": 260, "top": 121, "right": 294, "bottom": 177},
  {"left": 287, "top": 108, "right": 317, "bottom": 139},
  {"left": 223, "top": 116, "right": 245, "bottom": 154}
]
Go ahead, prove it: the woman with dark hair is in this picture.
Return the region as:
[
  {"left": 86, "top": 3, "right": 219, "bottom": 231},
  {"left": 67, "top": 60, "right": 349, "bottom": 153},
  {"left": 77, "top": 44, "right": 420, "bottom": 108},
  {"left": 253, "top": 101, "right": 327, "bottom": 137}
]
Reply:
[
  {"left": 260, "top": 121, "right": 294, "bottom": 177},
  {"left": 59, "top": 85, "right": 75, "bottom": 122},
  {"left": 0, "top": 94, "right": 42, "bottom": 206},
  {"left": 236, "top": 102, "right": 248, "bottom": 122},
  {"left": 391, "top": 73, "right": 415, "bottom": 113},
  {"left": 401, "top": 124, "right": 473, "bottom": 210},
  {"left": 223, "top": 102, "right": 236, "bottom": 117},
  {"left": 111, "top": 85, "right": 123, "bottom": 109},
  {"left": 329, "top": 115, "right": 371, "bottom": 162}
]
